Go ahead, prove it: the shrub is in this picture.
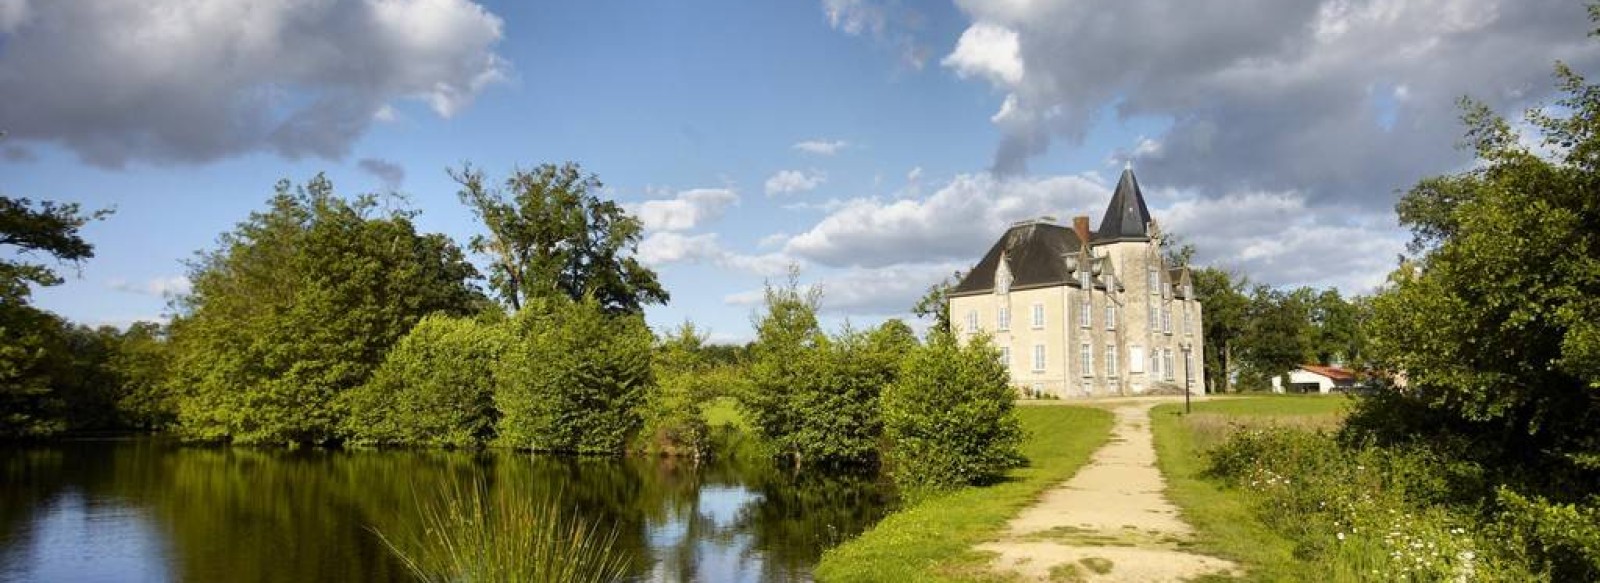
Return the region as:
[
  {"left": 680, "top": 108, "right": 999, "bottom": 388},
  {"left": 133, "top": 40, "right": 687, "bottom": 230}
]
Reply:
[
  {"left": 342, "top": 314, "right": 508, "bottom": 448},
  {"left": 494, "top": 298, "right": 652, "bottom": 454},
  {"left": 636, "top": 323, "right": 714, "bottom": 457},
  {"left": 881, "top": 331, "right": 1023, "bottom": 495}
]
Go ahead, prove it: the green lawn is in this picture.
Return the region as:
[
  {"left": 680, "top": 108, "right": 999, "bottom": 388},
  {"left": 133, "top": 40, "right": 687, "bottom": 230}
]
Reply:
[
  {"left": 1150, "top": 395, "right": 1352, "bottom": 582},
  {"left": 814, "top": 405, "right": 1115, "bottom": 582}
]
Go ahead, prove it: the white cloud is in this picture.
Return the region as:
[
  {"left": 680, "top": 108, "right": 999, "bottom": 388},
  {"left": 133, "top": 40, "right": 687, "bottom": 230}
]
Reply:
[
  {"left": 906, "top": 166, "right": 923, "bottom": 183},
  {"left": 108, "top": 276, "right": 191, "bottom": 297},
  {"left": 781, "top": 172, "right": 1108, "bottom": 268},
  {"left": 941, "top": 22, "right": 1023, "bottom": 85},
  {"left": 764, "top": 170, "right": 827, "bottom": 196},
  {"left": 793, "top": 139, "right": 849, "bottom": 155},
  {"left": 0, "top": 0, "right": 508, "bottom": 167},
  {"left": 638, "top": 232, "right": 793, "bottom": 277},
  {"left": 819, "top": 0, "right": 930, "bottom": 69},
  {"left": 722, "top": 261, "right": 964, "bottom": 318},
  {"left": 627, "top": 188, "right": 739, "bottom": 232}
]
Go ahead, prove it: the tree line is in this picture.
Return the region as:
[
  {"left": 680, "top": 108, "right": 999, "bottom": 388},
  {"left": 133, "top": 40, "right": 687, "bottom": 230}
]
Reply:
[{"left": 1, "top": 162, "right": 1024, "bottom": 495}]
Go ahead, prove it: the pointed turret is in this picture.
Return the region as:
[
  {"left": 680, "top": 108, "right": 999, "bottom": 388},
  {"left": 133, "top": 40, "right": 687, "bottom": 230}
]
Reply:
[{"left": 1094, "top": 168, "right": 1154, "bottom": 242}]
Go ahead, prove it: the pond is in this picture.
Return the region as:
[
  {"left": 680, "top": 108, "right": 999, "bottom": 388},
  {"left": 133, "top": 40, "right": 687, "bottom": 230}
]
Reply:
[{"left": 0, "top": 438, "right": 897, "bottom": 582}]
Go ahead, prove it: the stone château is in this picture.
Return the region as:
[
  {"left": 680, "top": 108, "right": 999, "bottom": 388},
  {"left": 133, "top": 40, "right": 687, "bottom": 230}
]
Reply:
[{"left": 948, "top": 168, "right": 1204, "bottom": 398}]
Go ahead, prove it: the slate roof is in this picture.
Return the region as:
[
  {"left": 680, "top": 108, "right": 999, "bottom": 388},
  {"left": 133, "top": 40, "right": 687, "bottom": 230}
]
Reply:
[
  {"left": 1094, "top": 169, "right": 1153, "bottom": 243},
  {"left": 950, "top": 222, "right": 1089, "bottom": 296}
]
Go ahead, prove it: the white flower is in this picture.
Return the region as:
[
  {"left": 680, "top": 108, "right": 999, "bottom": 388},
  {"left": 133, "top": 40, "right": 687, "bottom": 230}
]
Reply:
[{"left": 1337, "top": 532, "right": 1346, "bottom": 541}]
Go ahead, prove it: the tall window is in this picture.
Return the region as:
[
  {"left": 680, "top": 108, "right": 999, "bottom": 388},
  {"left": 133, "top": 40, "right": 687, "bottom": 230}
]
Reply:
[
  {"left": 1000, "top": 346, "right": 1012, "bottom": 369},
  {"left": 1185, "top": 351, "right": 1195, "bottom": 383},
  {"left": 1106, "top": 304, "right": 1117, "bottom": 330},
  {"left": 997, "top": 306, "right": 1010, "bottom": 331},
  {"left": 1150, "top": 351, "right": 1161, "bottom": 379},
  {"left": 1164, "top": 349, "right": 1175, "bottom": 381},
  {"left": 1079, "top": 293, "right": 1091, "bottom": 328},
  {"left": 1148, "top": 301, "right": 1158, "bottom": 331},
  {"left": 1106, "top": 344, "right": 1119, "bottom": 377},
  {"left": 1161, "top": 305, "right": 1172, "bottom": 334},
  {"left": 1147, "top": 265, "right": 1158, "bottom": 294},
  {"left": 966, "top": 309, "right": 978, "bottom": 333},
  {"left": 1032, "top": 303, "right": 1045, "bottom": 329},
  {"left": 1183, "top": 308, "right": 1192, "bottom": 336},
  {"left": 1130, "top": 345, "right": 1145, "bottom": 373},
  {"left": 1079, "top": 269, "right": 1092, "bottom": 290},
  {"left": 1079, "top": 343, "right": 1092, "bottom": 377},
  {"left": 1032, "top": 344, "right": 1046, "bottom": 372}
]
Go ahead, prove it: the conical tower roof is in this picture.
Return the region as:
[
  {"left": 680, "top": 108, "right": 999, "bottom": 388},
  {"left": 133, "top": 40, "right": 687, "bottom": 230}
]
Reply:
[{"left": 1094, "top": 168, "right": 1153, "bottom": 242}]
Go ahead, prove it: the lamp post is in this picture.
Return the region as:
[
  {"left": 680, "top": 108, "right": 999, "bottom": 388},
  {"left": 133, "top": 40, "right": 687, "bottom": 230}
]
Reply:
[{"left": 1180, "top": 342, "right": 1192, "bottom": 414}]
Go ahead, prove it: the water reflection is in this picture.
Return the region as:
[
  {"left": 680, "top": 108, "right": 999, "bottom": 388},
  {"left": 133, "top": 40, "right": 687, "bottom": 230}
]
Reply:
[{"left": 0, "top": 439, "right": 895, "bottom": 583}]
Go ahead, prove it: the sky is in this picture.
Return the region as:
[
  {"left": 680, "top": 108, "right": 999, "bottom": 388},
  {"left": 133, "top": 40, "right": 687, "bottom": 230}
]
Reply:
[{"left": 1, "top": 0, "right": 1595, "bottom": 343}]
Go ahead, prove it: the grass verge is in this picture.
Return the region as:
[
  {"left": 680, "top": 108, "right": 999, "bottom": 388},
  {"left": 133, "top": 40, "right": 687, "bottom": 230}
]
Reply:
[
  {"left": 1150, "top": 395, "right": 1350, "bottom": 582},
  {"left": 814, "top": 405, "right": 1115, "bottom": 582}
]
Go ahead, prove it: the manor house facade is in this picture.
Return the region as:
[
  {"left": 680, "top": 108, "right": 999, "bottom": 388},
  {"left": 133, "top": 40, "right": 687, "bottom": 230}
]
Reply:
[{"left": 948, "top": 168, "right": 1204, "bottom": 398}]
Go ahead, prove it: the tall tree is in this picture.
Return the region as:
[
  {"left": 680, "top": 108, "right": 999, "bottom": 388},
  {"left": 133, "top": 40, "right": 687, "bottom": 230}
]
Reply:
[
  {"left": 1236, "top": 285, "right": 1312, "bottom": 389},
  {"left": 1363, "top": 55, "right": 1600, "bottom": 492},
  {"left": 1192, "top": 267, "right": 1248, "bottom": 393},
  {"left": 168, "top": 176, "right": 482, "bottom": 445},
  {"left": 0, "top": 197, "right": 109, "bottom": 301},
  {"left": 453, "top": 163, "right": 667, "bottom": 314},
  {"left": 910, "top": 271, "right": 962, "bottom": 335}
]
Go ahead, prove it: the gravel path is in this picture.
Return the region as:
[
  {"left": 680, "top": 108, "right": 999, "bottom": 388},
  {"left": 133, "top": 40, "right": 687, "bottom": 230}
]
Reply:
[{"left": 977, "top": 401, "right": 1240, "bottom": 582}]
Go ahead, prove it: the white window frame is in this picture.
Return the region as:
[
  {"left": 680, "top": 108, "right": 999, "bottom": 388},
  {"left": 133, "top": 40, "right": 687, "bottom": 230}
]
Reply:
[
  {"left": 1032, "top": 344, "right": 1046, "bottom": 372},
  {"left": 1032, "top": 303, "right": 1045, "bottom": 329},
  {"left": 1105, "top": 304, "right": 1116, "bottom": 330},
  {"left": 1151, "top": 351, "right": 1162, "bottom": 379},
  {"left": 1130, "top": 345, "right": 1145, "bottom": 374},
  {"left": 1106, "top": 344, "right": 1119, "bottom": 378},
  {"left": 1147, "top": 266, "right": 1157, "bottom": 294},
  {"left": 1079, "top": 293, "right": 1091, "bottom": 329},
  {"left": 1000, "top": 346, "right": 1012, "bottom": 369},
  {"left": 1079, "top": 343, "right": 1092, "bottom": 377},
  {"left": 1148, "top": 301, "right": 1158, "bottom": 331},
  {"left": 1186, "top": 351, "right": 1195, "bottom": 383},
  {"left": 1164, "top": 349, "right": 1176, "bottom": 381},
  {"left": 998, "top": 305, "right": 1010, "bottom": 332},
  {"left": 1183, "top": 308, "right": 1192, "bottom": 337},
  {"left": 966, "top": 309, "right": 978, "bottom": 333},
  {"left": 1161, "top": 305, "right": 1172, "bottom": 335}
]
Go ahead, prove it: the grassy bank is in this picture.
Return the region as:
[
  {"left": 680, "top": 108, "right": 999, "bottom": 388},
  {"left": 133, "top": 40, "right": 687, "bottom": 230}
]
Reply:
[
  {"left": 814, "top": 405, "right": 1114, "bottom": 582},
  {"left": 1148, "top": 395, "right": 1352, "bottom": 581}
]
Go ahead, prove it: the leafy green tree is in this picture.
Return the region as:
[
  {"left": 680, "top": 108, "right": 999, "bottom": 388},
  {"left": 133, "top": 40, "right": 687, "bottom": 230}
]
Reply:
[
  {"left": 494, "top": 297, "right": 654, "bottom": 453},
  {"left": 342, "top": 314, "right": 509, "bottom": 447},
  {"left": 168, "top": 176, "right": 482, "bottom": 445},
  {"left": 110, "top": 321, "right": 175, "bottom": 430},
  {"left": 1308, "top": 289, "right": 1363, "bottom": 366},
  {"left": 638, "top": 322, "right": 716, "bottom": 457},
  {"left": 881, "top": 331, "right": 1024, "bottom": 494},
  {"left": 1192, "top": 267, "right": 1248, "bottom": 393},
  {"left": 910, "top": 271, "right": 962, "bottom": 335},
  {"left": 0, "top": 195, "right": 109, "bottom": 437},
  {"left": 1362, "top": 58, "right": 1600, "bottom": 493},
  {"left": 453, "top": 163, "right": 667, "bottom": 313},
  {"left": 1235, "top": 285, "right": 1312, "bottom": 389},
  {"left": 744, "top": 274, "right": 896, "bottom": 466}
]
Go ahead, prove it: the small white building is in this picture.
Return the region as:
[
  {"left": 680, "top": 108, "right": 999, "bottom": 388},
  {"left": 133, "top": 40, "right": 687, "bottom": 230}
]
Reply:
[{"left": 1271, "top": 364, "right": 1358, "bottom": 394}]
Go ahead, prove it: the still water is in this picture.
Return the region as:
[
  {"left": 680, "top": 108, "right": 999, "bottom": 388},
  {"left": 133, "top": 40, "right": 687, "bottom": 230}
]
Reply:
[{"left": 0, "top": 438, "right": 896, "bottom": 582}]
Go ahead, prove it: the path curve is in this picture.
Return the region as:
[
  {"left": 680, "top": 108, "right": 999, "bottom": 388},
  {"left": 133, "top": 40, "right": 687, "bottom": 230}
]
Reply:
[{"left": 977, "top": 401, "right": 1239, "bottom": 582}]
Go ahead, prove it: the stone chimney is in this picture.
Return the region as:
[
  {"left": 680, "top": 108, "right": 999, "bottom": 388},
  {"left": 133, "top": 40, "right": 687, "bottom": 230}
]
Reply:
[{"left": 1072, "top": 215, "right": 1091, "bottom": 244}]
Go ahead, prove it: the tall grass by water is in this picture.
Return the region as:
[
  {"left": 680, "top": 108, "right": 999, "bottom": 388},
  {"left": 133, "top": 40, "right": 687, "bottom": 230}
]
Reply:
[{"left": 375, "top": 478, "right": 630, "bottom": 583}]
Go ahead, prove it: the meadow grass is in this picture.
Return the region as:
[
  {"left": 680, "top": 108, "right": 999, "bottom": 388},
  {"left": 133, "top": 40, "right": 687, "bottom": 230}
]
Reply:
[{"left": 814, "top": 405, "right": 1115, "bottom": 582}]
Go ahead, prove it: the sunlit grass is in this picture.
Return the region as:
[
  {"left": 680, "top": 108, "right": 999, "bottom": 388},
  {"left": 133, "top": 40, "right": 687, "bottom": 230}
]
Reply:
[
  {"left": 374, "top": 478, "right": 630, "bottom": 583},
  {"left": 814, "top": 406, "right": 1115, "bottom": 582}
]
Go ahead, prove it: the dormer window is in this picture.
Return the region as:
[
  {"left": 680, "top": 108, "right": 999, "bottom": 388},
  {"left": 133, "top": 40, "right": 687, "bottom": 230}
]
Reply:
[
  {"left": 1079, "top": 269, "right": 1092, "bottom": 290},
  {"left": 996, "top": 260, "right": 1012, "bottom": 295}
]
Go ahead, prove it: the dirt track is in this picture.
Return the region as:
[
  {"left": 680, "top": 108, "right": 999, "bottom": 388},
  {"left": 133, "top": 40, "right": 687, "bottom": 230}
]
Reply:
[{"left": 977, "top": 401, "right": 1239, "bottom": 582}]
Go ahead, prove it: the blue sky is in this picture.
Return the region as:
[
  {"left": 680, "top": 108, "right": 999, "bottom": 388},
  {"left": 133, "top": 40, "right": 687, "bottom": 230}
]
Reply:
[{"left": 2, "top": 0, "right": 1594, "bottom": 342}]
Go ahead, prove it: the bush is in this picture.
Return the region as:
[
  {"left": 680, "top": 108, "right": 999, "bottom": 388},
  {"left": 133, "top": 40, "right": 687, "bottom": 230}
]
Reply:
[
  {"left": 881, "top": 332, "right": 1023, "bottom": 495},
  {"left": 342, "top": 314, "right": 508, "bottom": 448},
  {"left": 494, "top": 298, "right": 652, "bottom": 454},
  {"left": 636, "top": 323, "right": 715, "bottom": 457}
]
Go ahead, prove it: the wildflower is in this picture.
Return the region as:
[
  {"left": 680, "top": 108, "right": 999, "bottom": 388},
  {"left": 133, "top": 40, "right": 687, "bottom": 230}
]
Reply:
[{"left": 1337, "top": 532, "right": 1346, "bottom": 541}]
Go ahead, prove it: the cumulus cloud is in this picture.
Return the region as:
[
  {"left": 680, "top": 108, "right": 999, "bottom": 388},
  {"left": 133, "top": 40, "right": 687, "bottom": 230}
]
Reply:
[
  {"left": 764, "top": 170, "right": 827, "bottom": 196},
  {"left": 108, "top": 276, "right": 191, "bottom": 297},
  {"left": 358, "top": 158, "right": 406, "bottom": 191},
  {"left": 637, "top": 232, "right": 792, "bottom": 276},
  {"left": 944, "top": 0, "right": 1598, "bottom": 209},
  {"left": 627, "top": 188, "right": 739, "bottom": 232},
  {"left": 0, "top": 0, "right": 508, "bottom": 168},
  {"left": 782, "top": 172, "right": 1109, "bottom": 268},
  {"left": 793, "top": 139, "right": 850, "bottom": 155}
]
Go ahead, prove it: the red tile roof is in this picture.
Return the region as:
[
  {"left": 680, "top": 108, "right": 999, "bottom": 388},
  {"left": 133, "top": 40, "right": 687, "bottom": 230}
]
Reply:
[{"left": 1298, "top": 364, "right": 1356, "bottom": 382}]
